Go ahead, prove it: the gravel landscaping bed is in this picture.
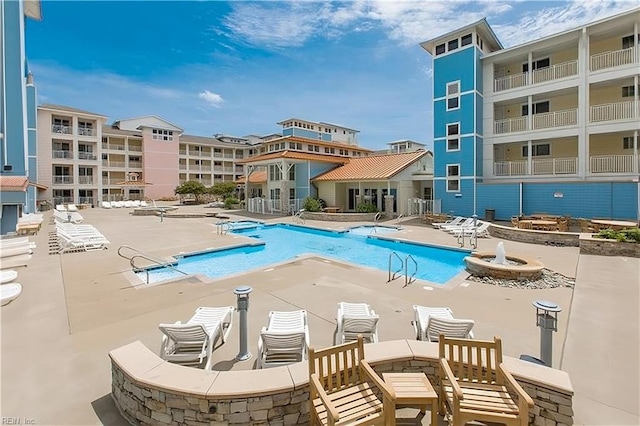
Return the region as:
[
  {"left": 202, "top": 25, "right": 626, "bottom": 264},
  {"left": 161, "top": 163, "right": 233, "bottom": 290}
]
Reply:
[{"left": 467, "top": 268, "right": 575, "bottom": 289}]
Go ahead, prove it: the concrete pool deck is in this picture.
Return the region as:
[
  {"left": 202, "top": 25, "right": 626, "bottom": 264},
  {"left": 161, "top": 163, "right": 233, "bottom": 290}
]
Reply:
[{"left": 0, "top": 204, "right": 638, "bottom": 425}]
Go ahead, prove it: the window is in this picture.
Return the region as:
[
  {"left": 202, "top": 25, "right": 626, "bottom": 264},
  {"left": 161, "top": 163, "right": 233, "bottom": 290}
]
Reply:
[
  {"left": 288, "top": 165, "right": 295, "bottom": 181},
  {"left": 270, "top": 188, "right": 281, "bottom": 201},
  {"left": 435, "top": 43, "right": 446, "bottom": 55},
  {"left": 288, "top": 142, "right": 302, "bottom": 150},
  {"left": 152, "top": 129, "right": 173, "bottom": 141},
  {"left": 446, "top": 164, "right": 460, "bottom": 192},
  {"left": 461, "top": 34, "right": 472, "bottom": 46},
  {"left": 522, "top": 58, "right": 550, "bottom": 73},
  {"left": 269, "top": 164, "right": 282, "bottom": 181},
  {"left": 622, "top": 34, "right": 638, "bottom": 49},
  {"left": 446, "top": 81, "right": 460, "bottom": 111},
  {"left": 447, "top": 123, "right": 460, "bottom": 151},
  {"left": 521, "top": 101, "right": 550, "bottom": 116},
  {"left": 622, "top": 86, "right": 636, "bottom": 97},
  {"left": 314, "top": 145, "right": 319, "bottom": 152},
  {"left": 623, "top": 137, "right": 634, "bottom": 150},
  {"left": 448, "top": 39, "right": 458, "bottom": 51},
  {"left": 324, "top": 147, "right": 335, "bottom": 154},
  {"left": 522, "top": 143, "right": 551, "bottom": 157}
]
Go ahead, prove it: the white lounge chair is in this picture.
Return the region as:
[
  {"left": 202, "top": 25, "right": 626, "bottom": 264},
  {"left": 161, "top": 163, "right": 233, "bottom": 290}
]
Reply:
[
  {"left": 1, "top": 270, "right": 18, "bottom": 284},
  {"left": 335, "top": 302, "right": 380, "bottom": 345},
  {"left": 55, "top": 204, "right": 67, "bottom": 212},
  {"left": 450, "top": 222, "right": 491, "bottom": 238},
  {"left": 66, "top": 203, "right": 78, "bottom": 212},
  {"left": 412, "top": 305, "right": 474, "bottom": 342},
  {"left": 432, "top": 216, "right": 464, "bottom": 229},
  {"left": 440, "top": 217, "right": 474, "bottom": 231},
  {"left": 159, "top": 306, "right": 235, "bottom": 370},
  {"left": 1, "top": 283, "right": 22, "bottom": 306},
  {"left": 257, "top": 310, "right": 309, "bottom": 369},
  {"left": 140, "top": 200, "right": 148, "bottom": 207},
  {"left": 101, "top": 201, "right": 112, "bottom": 209}
]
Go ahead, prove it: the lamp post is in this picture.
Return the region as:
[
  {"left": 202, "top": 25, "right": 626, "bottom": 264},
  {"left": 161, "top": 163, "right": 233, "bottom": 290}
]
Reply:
[
  {"left": 533, "top": 300, "right": 562, "bottom": 367},
  {"left": 234, "top": 286, "right": 253, "bottom": 361}
]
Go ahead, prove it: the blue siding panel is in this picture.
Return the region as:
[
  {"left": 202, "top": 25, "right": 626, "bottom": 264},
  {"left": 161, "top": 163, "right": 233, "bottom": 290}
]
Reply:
[
  {"left": 477, "top": 184, "right": 521, "bottom": 220},
  {"left": 321, "top": 134, "right": 331, "bottom": 142},
  {"left": 475, "top": 93, "right": 483, "bottom": 135},
  {"left": 434, "top": 95, "right": 475, "bottom": 138},
  {"left": 282, "top": 128, "right": 293, "bottom": 137},
  {"left": 436, "top": 179, "right": 475, "bottom": 217},
  {"left": 433, "top": 47, "right": 476, "bottom": 98},
  {"left": 292, "top": 128, "right": 320, "bottom": 140}
]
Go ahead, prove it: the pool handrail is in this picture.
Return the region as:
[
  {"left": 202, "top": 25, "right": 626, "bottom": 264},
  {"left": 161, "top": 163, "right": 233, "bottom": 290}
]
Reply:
[{"left": 117, "top": 245, "right": 189, "bottom": 284}]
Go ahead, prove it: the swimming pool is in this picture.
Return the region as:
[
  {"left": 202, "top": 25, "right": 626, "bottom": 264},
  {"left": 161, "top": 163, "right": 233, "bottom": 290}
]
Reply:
[
  {"left": 348, "top": 225, "right": 399, "bottom": 236},
  {"left": 139, "top": 224, "right": 469, "bottom": 284}
]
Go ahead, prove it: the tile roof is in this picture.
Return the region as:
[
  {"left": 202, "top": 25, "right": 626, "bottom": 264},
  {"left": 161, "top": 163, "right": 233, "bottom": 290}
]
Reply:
[
  {"left": 236, "top": 170, "right": 267, "bottom": 184},
  {"left": 0, "top": 176, "right": 29, "bottom": 192},
  {"left": 313, "top": 151, "right": 428, "bottom": 181},
  {"left": 115, "top": 181, "right": 154, "bottom": 186},
  {"left": 237, "top": 150, "right": 350, "bottom": 165},
  {"left": 39, "top": 104, "right": 107, "bottom": 117},
  {"left": 102, "top": 125, "right": 142, "bottom": 137},
  {"left": 266, "top": 135, "right": 374, "bottom": 152}
]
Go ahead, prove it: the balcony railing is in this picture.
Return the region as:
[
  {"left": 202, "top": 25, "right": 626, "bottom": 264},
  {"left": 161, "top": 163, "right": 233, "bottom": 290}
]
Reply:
[
  {"left": 532, "top": 157, "right": 577, "bottom": 175},
  {"left": 52, "top": 150, "right": 73, "bottom": 159},
  {"left": 590, "top": 154, "right": 637, "bottom": 173},
  {"left": 128, "top": 161, "right": 143, "bottom": 169},
  {"left": 53, "top": 176, "right": 74, "bottom": 184},
  {"left": 78, "top": 176, "right": 94, "bottom": 185},
  {"left": 102, "top": 160, "right": 126, "bottom": 168},
  {"left": 77, "top": 128, "right": 95, "bottom": 137},
  {"left": 532, "top": 108, "right": 578, "bottom": 129},
  {"left": 590, "top": 100, "right": 639, "bottom": 123},
  {"left": 494, "top": 116, "right": 527, "bottom": 134},
  {"left": 102, "top": 178, "right": 122, "bottom": 185},
  {"left": 51, "top": 124, "right": 72, "bottom": 134},
  {"left": 78, "top": 152, "right": 97, "bottom": 160},
  {"left": 53, "top": 196, "right": 74, "bottom": 205},
  {"left": 494, "top": 60, "right": 578, "bottom": 92},
  {"left": 78, "top": 197, "right": 94, "bottom": 205},
  {"left": 179, "top": 150, "right": 187, "bottom": 155},
  {"left": 590, "top": 47, "right": 636, "bottom": 71},
  {"left": 179, "top": 165, "right": 187, "bottom": 170},
  {"left": 101, "top": 143, "right": 126, "bottom": 151},
  {"left": 128, "top": 145, "right": 142, "bottom": 152},
  {"left": 494, "top": 160, "right": 527, "bottom": 176}
]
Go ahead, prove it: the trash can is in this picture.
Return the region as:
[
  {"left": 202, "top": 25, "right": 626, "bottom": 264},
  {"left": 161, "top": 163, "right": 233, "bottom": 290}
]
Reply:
[{"left": 485, "top": 209, "right": 496, "bottom": 221}]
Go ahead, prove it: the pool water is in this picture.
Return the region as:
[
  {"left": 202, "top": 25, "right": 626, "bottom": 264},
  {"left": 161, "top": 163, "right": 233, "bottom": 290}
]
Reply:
[
  {"left": 348, "top": 226, "right": 399, "bottom": 236},
  {"left": 140, "top": 224, "right": 468, "bottom": 284}
]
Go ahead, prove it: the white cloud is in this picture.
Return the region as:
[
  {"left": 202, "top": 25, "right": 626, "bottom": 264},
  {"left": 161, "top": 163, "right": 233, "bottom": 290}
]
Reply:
[{"left": 198, "top": 90, "right": 224, "bottom": 108}]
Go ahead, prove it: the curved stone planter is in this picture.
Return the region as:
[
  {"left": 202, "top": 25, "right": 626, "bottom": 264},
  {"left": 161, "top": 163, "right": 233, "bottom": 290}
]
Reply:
[
  {"left": 110, "top": 340, "right": 574, "bottom": 426},
  {"left": 465, "top": 252, "right": 545, "bottom": 280},
  {"left": 489, "top": 223, "right": 580, "bottom": 247},
  {"left": 302, "top": 212, "right": 379, "bottom": 222}
]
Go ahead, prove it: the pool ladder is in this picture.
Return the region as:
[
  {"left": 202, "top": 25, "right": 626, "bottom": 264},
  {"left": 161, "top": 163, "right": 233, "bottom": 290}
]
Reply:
[
  {"left": 118, "top": 245, "right": 188, "bottom": 284},
  {"left": 456, "top": 217, "right": 479, "bottom": 249},
  {"left": 370, "top": 212, "right": 382, "bottom": 234},
  {"left": 292, "top": 209, "right": 306, "bottom": 224},
  {"left": 216, "top": 221, "right": 233, "bottom": 235},
  {"left": 387, "top": 251, "right": 417, "bottom": 287}
]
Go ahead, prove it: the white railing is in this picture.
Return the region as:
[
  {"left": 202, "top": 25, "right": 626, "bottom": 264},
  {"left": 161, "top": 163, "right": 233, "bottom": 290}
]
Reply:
[
  {"left": 52, "top": 150, "right": 72, "bottom": 159},
  {"left": 179, "top": 150, "right": 187, "bottom": 155},
  {"left": 77, "top": 128, "right": 95, "bottom": 136},
  {"left": 494, "top": 72, "right": 527, "bottom": 92},
  {"left": 128, "top": 161, "right": 143, "bottom": 169},
  {"left": 128, "top": 145, "right": 142, "bottom": 152},
  {"left": 221, "top": 167, "right": 234, "bottom": 173},
  {"left": 590, "top": 47, "right": 636, "bottom": 71},
  {"left": 246, "top": 198, "right": 304, "bottom": 215},
  {"left": 494, "top": 160, "right": 527, "bottom": 176},
  {"left": 78, "top": 197, "right": 94, "bottom": 205},
  {"left": 532, "top": 60, "right": 578, "bottom": 84},
  {"left": 494, "top": 116, "right": 527, "bottom": 134},
  {"left": 78, "top": 152, "right": 97, "bottom": 160},
  {"left": 406, "top": 198, "right": 441, "bottom": 215},
  {"left": 51, "top": 124, "right": 72, "bottom": 134},
  {"left": 78, "top": 176, "right": 94, "bottom": 185},
  {"left": 590, "top": 100, "right": 639, "bottom": 122},
  {"left": 533, "top": 108, "right": 578, "bottom": 129},
  {"left": 102, "top": 178, "right": 122, "bottom": 185},
  {"left": 53, "top": 176, "right": 74, "bottom": 184},
  {"left": 590, "top": 154, "right": 636, "bottom": 173},
  {"left": 102, "top": 161, "right": 126, "bottom": 168},
  {"left": 532, "top": 157, "right": 577, "bottom": 175},
  {"left": 179, "top": 165, "right": 187, "bottom": 170},
  {"left": 102, "top": 144, "right": 125, "bottom": 151},
  {"left": 53, "top": 196, "right": 74, "bottom": 205},
  {"left": 188, "top": 151, "right": 211, "bottom": 157}
]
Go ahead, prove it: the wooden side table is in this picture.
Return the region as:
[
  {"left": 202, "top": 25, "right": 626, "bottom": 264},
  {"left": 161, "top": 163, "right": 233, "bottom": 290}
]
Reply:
[{"left": 383, "top": 372, "right": 438, "bottom": 425}]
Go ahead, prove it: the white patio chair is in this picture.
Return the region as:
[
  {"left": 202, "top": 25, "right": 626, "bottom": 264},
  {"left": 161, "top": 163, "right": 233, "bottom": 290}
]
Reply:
[
  {"left": 55, "top": 204, "right": 67, "bottom": 212},
  {"left": 101, "top": 201, "right": 112, "bottom": 209},
  {"left": 450, "top": 221, "right": 491, "bottom": 237},
  {"left": 335, "top": 302, "right": 379, "bottom": 345},
  {"left": 1, "top": 283, "right": 22, "bottom": 306},
  {"left": 412, "top": 305, "right": 474, "bottom": 342},
  {"left": 432, "top": 216, "right": 464, "bottom": 229},
  {"left": 257, "top": 310, "right": 309, "bottom": 369},
  {"left": 140, "top": 200, "right": 148, "bottom": 207},
  {"left": 66, "top": 204, "right": 78, "bottom": 212},
  {"left": 1, "top": 270, "right": 18, "bottom": 284},
  {"left": 159, "top": 306, "right": 234, "bottom": 370},
  {"left": 439, "top": 217, "right": 474, "bottom": 231}
]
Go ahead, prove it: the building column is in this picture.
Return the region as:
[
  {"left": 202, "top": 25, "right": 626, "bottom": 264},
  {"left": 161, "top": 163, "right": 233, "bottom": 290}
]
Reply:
[
  {"left": 527, "top": 52, "right": 533, "bottom": 85},
  {"left": 384, "top": 195, "right": 394, "bottom": 216},
  {"left": 577, "top": 27, "right": 589, "bottom": 178},
  {"left": 527, "top": 95, "right": 533, "bottom": 130},
  {"left": 527, "top": 140, "right": 533, "bottom": 175},
  {"left": 634, "top": 130, "right": 638, "bottom": 174}
]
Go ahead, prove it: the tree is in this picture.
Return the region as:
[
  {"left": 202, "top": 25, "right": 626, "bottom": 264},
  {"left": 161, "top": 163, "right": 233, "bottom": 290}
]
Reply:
[
  {"left": 209, "top": 182, "right": 237, "bottom": 200},
  {"left": 174, "top": 180, "right": 207, "bottom": 203}
]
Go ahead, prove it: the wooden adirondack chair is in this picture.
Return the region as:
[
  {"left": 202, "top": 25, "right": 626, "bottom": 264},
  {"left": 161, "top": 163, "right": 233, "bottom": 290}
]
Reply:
[
  {"left": 309, "top": 335, "right": 396, "bottom": 426},
  {"left": 438, "top": 335, "right": 534, "bottom": 426}
]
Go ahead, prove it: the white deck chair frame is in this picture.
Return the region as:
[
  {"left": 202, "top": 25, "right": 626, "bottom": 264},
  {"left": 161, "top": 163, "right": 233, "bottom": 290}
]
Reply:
[
  {"left": 159, "top": 306, "right": 234, "bottom": 370},
  {"left": 432, "top": 216, "right": 464, "bottom": 229},
  {"left": 412, "top": 305, "right": 474, "bottom": 342},
  {"left": 257, "top": 310, "right": 309, "bottom": 369},
  {"left": 335, "top": 302, "right": 380, "bottom": 345}
]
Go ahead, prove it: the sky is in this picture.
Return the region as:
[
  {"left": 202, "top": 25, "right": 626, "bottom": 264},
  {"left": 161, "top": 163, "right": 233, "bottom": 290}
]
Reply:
[{"left": 26, "top": 0, "right": 638, "bottom": 150}]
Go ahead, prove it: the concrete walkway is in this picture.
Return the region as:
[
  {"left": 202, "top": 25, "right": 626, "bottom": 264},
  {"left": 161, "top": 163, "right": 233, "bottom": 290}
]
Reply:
[{"left": 561, "top": 254, "right": 640, "bottom": 425}]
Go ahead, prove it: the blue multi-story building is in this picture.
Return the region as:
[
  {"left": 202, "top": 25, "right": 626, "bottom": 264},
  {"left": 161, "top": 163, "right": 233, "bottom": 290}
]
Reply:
[
  {"left": 422, "top": 8, "right": 640, "bottom": 221},
  {"left": 0, "top": 0, "right": 41, "bottom": 234}
]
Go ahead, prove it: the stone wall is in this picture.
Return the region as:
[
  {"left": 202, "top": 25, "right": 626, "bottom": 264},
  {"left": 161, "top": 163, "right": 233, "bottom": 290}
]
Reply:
[
  {"left": 110, "top": 340, "right": 574, "bottom": 426},
  {"left": 579, "top": 234, "right": 640, "bottom": 257},
  {"left": 302, "top": 212, "right": 378, "bottom": 222},
  {"left": 489, "top": 224, "right": 580, "bottom": 247}
]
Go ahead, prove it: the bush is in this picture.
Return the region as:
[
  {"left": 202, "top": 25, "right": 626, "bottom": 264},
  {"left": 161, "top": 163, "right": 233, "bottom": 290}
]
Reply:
[
  {"left": 224, "top": 197, "right": 240, "bottom": 209},
  {"left": 302, "top": 197, "right": 323, "bottom": 212},
  {"left": 595, "top": 227, "right": 640, "bottom": 243},
  {"left": 356, "top": 202, "right": 378, "bottom": 213}
]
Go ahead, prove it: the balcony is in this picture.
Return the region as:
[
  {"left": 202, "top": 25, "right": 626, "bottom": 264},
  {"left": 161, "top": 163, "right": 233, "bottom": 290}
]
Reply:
[
  {"left": 494, "top": 108, "right": 578, "bottom": 135},
  {"left": 78, "top": 176, "right": 94, "bottom": 185},
  {"left": 128, "top": 145, "right": 142, "bottom": 152},
  {"left": 494, "top": 60, "right": 578, "bottom": 92},
  {"left": 590, "top": 100, "right": 639, "bottom": 123},
  {"left": 179, "top": 165, "right": 187, "bottom": 170},
  {"left": 102, "top": 160, "right": 126, "bottom": 168},
  {"left": 78, "top": 197, "right": 94, "bottom": 205},
  {"left": 52, "top": 150, "right": 73, "bottom": 159},
  {"left": 493, "top": 157, "right": 578, "bottom": 176},
  {"left": 590, "top": 154, "right": 638, "bottom": 173},
  {"left": 590, "top": 47, "right": 636, "bottom": 72},
  {"left": 51, "top": 124, "right": 72, "bottom": 134},
  {"left": 77, "top": 128, "right": 95, "bottom": 137},
  {"left": 102, "top": 143, "right": 126, "bottom": 151},
  {"left": 78, "top": 152, "right": 97, "bottom": 161},
  {"left": 102, "top": 178, "right": 122, "bottom": 185},
  {"left": 128, "top": 161, "right": 143, "bottom": 169},
  {"left": 179, "top": 150, "right": 187, "bottom": 155},
  {"left": 53, "top": 176, "right": 74, "bottom": 184},
  {"left": 494, "top": 117, "right": 527, "bottom": 134}
]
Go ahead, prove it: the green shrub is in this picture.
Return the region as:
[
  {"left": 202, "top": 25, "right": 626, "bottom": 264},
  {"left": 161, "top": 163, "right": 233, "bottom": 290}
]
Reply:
[
  {"left": 595, "top": 227, "right": 640, "bottom": 243},
  {"left": 224, "top": 197, "right": 240, "bottom": 209},
  {"left": 302, "top": 197, "right": 323, "bottom": 212},
  {"left": 356, "top": 202, "right": 378, "bottom": 213}
]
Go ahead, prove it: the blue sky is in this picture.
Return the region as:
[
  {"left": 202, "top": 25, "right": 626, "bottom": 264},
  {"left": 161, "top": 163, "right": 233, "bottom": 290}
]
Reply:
[{"left": 26, "top": 1, "right": 637, "bottom": 150}]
